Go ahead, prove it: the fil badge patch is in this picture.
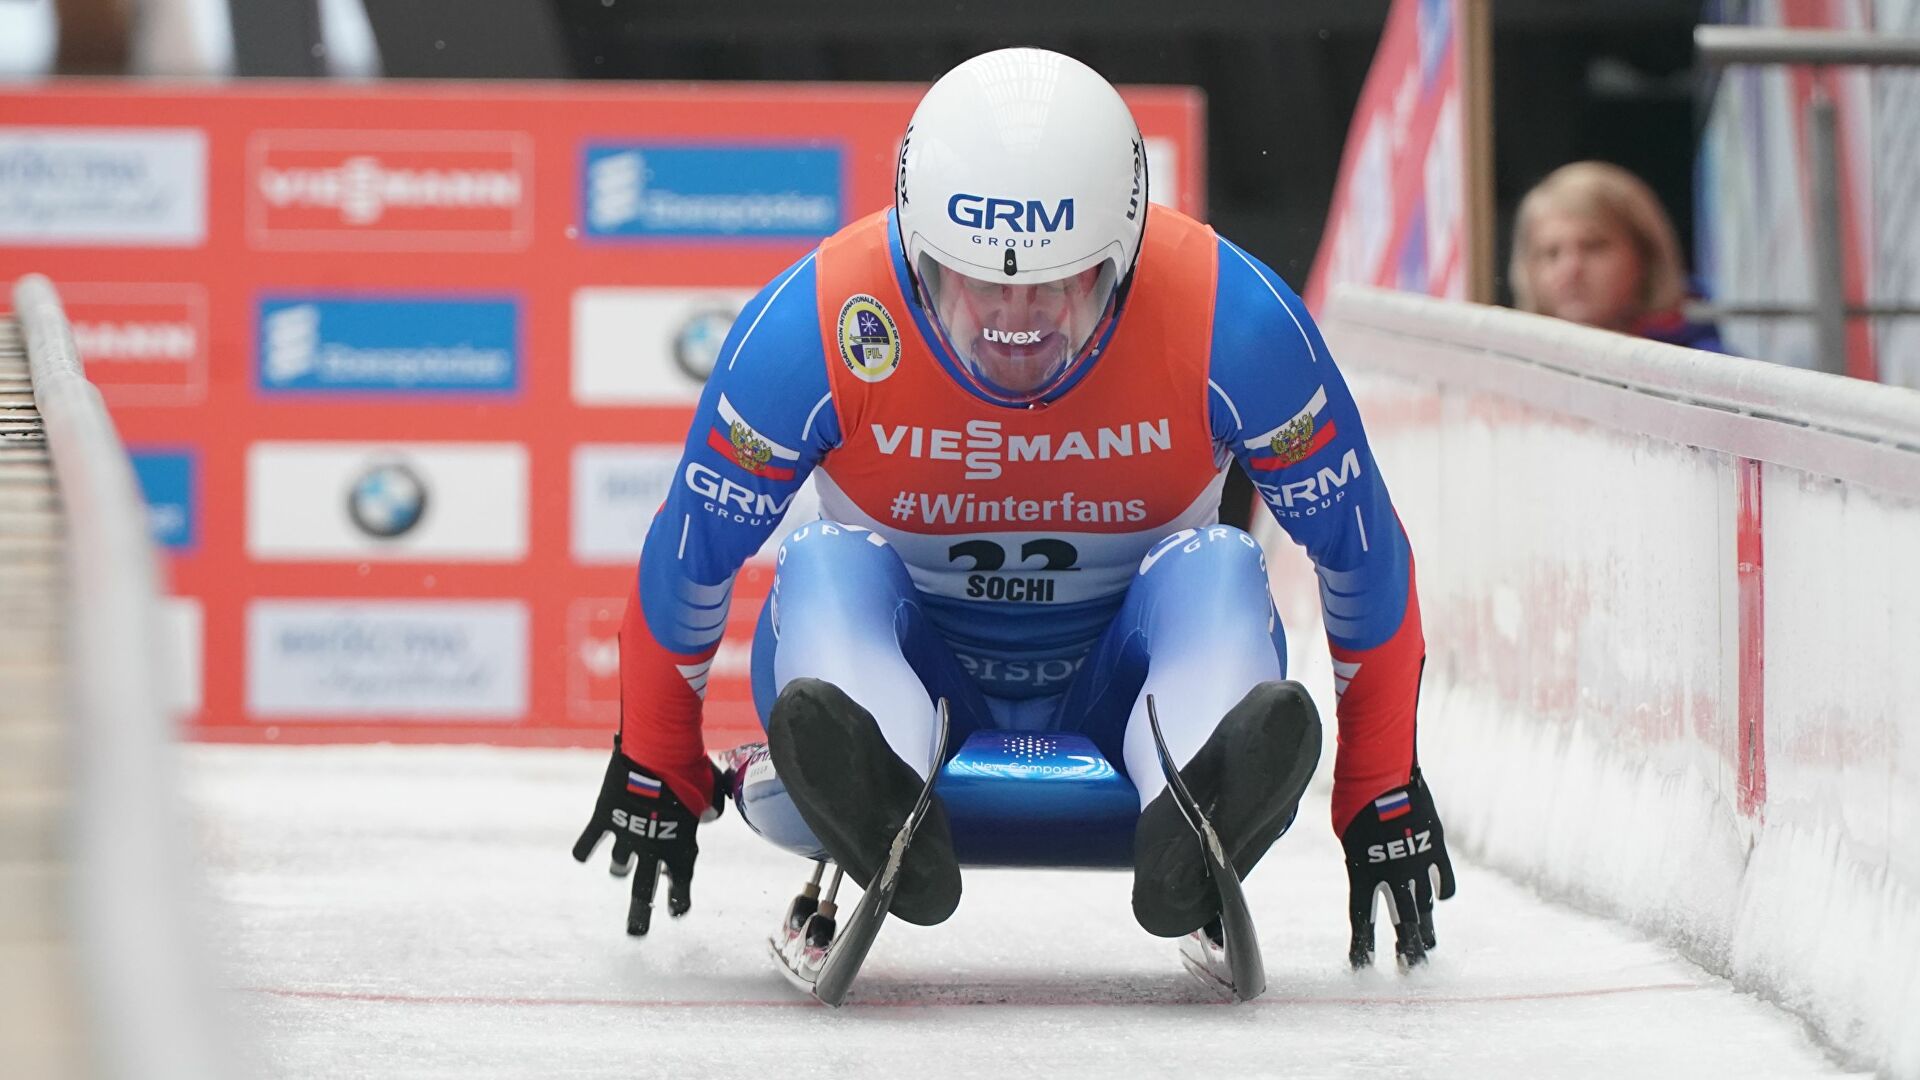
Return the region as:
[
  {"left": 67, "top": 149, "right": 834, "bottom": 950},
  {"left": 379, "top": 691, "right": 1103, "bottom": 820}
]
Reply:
[{"left": 837, "top": 294, "right": 900, "bottom": 382}]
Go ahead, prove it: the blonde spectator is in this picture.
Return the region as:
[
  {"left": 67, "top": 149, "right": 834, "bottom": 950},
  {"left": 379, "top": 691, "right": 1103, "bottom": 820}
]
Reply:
[{"left": 1510, "top": 161, "right": 1728, "bottom": 353}]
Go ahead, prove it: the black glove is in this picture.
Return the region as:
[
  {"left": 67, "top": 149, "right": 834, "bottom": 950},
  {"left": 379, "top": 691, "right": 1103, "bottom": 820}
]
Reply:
[
  {"left": 571, "top": 737, "right": 724, "bottom": 936},
  {"left": 1341, "top": 766, "right": 1457, "bottom": 969}
]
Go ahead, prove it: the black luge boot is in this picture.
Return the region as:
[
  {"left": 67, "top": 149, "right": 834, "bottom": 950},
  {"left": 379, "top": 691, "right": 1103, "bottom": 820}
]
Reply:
[
  {"left": 767, "top": 678, "right": 961, "bottom": 926},
  {"left": 1131, "top": 680, "right": 1322, "bottom": 937}
]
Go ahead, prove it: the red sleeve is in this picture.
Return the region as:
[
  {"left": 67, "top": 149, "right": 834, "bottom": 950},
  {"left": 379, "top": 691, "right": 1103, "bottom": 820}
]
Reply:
[
  {"left": 618, "top": 589, "right": 722, "bottom": 816},
  {"left": 1327, "top": 562, "right": 1425, "bottom": 834}
]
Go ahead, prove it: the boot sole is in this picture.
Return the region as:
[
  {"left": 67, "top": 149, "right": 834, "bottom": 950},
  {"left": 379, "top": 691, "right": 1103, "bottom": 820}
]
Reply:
[
  {"left": 1132, "top": 681, "right": 1322, "bottom": 937},
  {"left": 767, "top": 678, "right": 961, "bottom": 926}
]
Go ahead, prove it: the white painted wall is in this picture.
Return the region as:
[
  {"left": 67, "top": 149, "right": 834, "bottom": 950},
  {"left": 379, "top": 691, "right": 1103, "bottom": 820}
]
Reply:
[{"left": 1264, "top": 286, "right": 1920, "bottom": 1077}]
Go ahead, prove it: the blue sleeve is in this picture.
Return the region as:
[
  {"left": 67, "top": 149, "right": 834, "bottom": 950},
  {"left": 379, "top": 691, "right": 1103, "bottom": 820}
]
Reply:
[
  {"left": 635, "top": 250, "right": 839, "bottom": 656},
  {"left": 1206, "top": 237, "right": 1410, "bottom": 652}
]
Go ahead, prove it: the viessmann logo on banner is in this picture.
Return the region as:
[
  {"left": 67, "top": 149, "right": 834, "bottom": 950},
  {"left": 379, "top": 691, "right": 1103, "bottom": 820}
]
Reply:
[
  {"left": 248, "top": 131, "right": 532, "bottom": 251},
  {"left": 0, "top": 127, "right": 205, "bottom": 246},
  {"left": 61, "top": 283, "right": 209, "bottom": 406},
  {"left": 581, "top": 144, "right": 842, "bottom": 240},
  {"left": 257, "top": 296, "right": 520, "bottom": 394},
  {"left": 247, "top": 600, "right": 528, "bottom": 719}
]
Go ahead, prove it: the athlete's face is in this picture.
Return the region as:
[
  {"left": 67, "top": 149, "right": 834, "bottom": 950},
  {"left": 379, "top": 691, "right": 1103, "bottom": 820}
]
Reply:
[
  {"left": 1527, "top": 211, "right": 1645, "bottom": 332},
  {"left": 930, "top": 264, "right": 1110, "bottom": 395}
]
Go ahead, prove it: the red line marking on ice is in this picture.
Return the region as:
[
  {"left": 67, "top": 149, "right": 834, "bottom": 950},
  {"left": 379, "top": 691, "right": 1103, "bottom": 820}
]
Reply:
[{"left": 247, "top": 982, "right": 1704, "bottom": 1010}]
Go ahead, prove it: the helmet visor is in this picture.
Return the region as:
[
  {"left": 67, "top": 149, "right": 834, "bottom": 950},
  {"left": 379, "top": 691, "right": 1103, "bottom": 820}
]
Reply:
[{"left": 918, "top": 256, "right": 1119, "bottom": 402}]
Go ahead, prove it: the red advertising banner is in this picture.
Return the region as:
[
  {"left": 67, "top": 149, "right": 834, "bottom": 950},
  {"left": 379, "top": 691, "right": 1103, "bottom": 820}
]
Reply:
[
  {"left": 0, "top": 80, "right": 1205, "bottom": 750},
  {"left": 1305, "top": 0, "right": 1467, "bottom": 313}
]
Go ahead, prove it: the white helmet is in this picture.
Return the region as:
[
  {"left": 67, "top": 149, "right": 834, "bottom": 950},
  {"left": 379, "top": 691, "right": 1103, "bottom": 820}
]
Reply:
[{"left": 895, "top": 48, "right": 1149, "bottom": 404}]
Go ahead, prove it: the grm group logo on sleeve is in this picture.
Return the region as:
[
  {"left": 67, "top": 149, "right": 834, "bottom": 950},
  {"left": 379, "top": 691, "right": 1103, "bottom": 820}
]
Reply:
[
  {"left": 0, "top": 128, "right": 205, "bottom": 246},
  {"left": 572, "top": 444, "right": 820, "bottom": 565},
  {"left": 581, "top": 145, "right": 841, "bottom": 240},
  {"left": 129, "top": 449, "right": 196, "bottom": 551},
  {"left": 257, "top": 296, "right": 520, "bottom": 395}
]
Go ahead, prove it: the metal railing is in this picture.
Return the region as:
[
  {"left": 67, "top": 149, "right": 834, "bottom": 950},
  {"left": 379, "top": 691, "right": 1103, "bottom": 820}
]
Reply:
[
  {"left": 1696, "top": 25, "right": 1920, "bottom": 378},
  {"left": 6, "top": 275, "right": 233, "bottom": 1079},
  {"left": 0, "top": 280, "right": 75, "bottom": 1077}
]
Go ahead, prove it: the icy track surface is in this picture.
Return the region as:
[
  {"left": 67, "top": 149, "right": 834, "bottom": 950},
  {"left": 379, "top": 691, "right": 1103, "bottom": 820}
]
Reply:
[{"left": 184, "top": 746, "right": 1861, "bottom": 1079}]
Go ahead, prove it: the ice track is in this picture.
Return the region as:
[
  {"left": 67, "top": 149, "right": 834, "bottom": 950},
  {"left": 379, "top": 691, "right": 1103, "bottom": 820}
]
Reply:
[{"left": 186, "top": 746, "right": 1861, "bottom": 1079}]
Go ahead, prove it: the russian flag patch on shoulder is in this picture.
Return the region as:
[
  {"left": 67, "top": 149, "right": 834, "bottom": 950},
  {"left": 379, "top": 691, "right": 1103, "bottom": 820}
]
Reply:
[{"left": 1243, "top": 386, "right": 1337, "bottom": 471}]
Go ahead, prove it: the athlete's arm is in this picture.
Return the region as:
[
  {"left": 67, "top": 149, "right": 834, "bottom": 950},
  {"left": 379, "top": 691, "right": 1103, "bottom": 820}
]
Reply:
[
  {"left": 618, "top": 252, "right": 841, "bottom": 814},
  {"left": 1205, "top": 237, "right": 1425, "bottom": 835}
]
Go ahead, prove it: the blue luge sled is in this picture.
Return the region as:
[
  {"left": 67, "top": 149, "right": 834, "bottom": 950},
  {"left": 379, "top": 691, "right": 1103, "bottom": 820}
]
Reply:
[
  {"left": 939, "top": 730, "right": 1137, "bottom": 868},
  {"left": 734, "top": 729, "right": 1140, "bottom": 869}
]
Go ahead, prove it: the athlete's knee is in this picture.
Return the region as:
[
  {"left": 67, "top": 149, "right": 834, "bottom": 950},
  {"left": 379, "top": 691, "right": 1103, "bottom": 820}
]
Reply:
[
  {"left": 1136, "top": 525, "right": 1268, "bottom": 583},
  {"left": 776, "top": 519, "right": 901, "bottom": 572},
  {"left": 1132, "top": 526, "right": 1278, "bottom": 642},
  {"left": 769, "top": 520, "right": 915, "bottom": 639},
  {"left": 773, "top": 519, "right": 910, "bottom": 591}
]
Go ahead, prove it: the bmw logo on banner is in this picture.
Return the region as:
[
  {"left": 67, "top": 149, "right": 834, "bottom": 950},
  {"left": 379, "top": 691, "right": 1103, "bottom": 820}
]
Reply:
[
  {"left": 348, "top": 460, "right": 429, "bottom": 539},
  {"left": 673, "top": 304, "right": 740, "bottom": 382}
]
